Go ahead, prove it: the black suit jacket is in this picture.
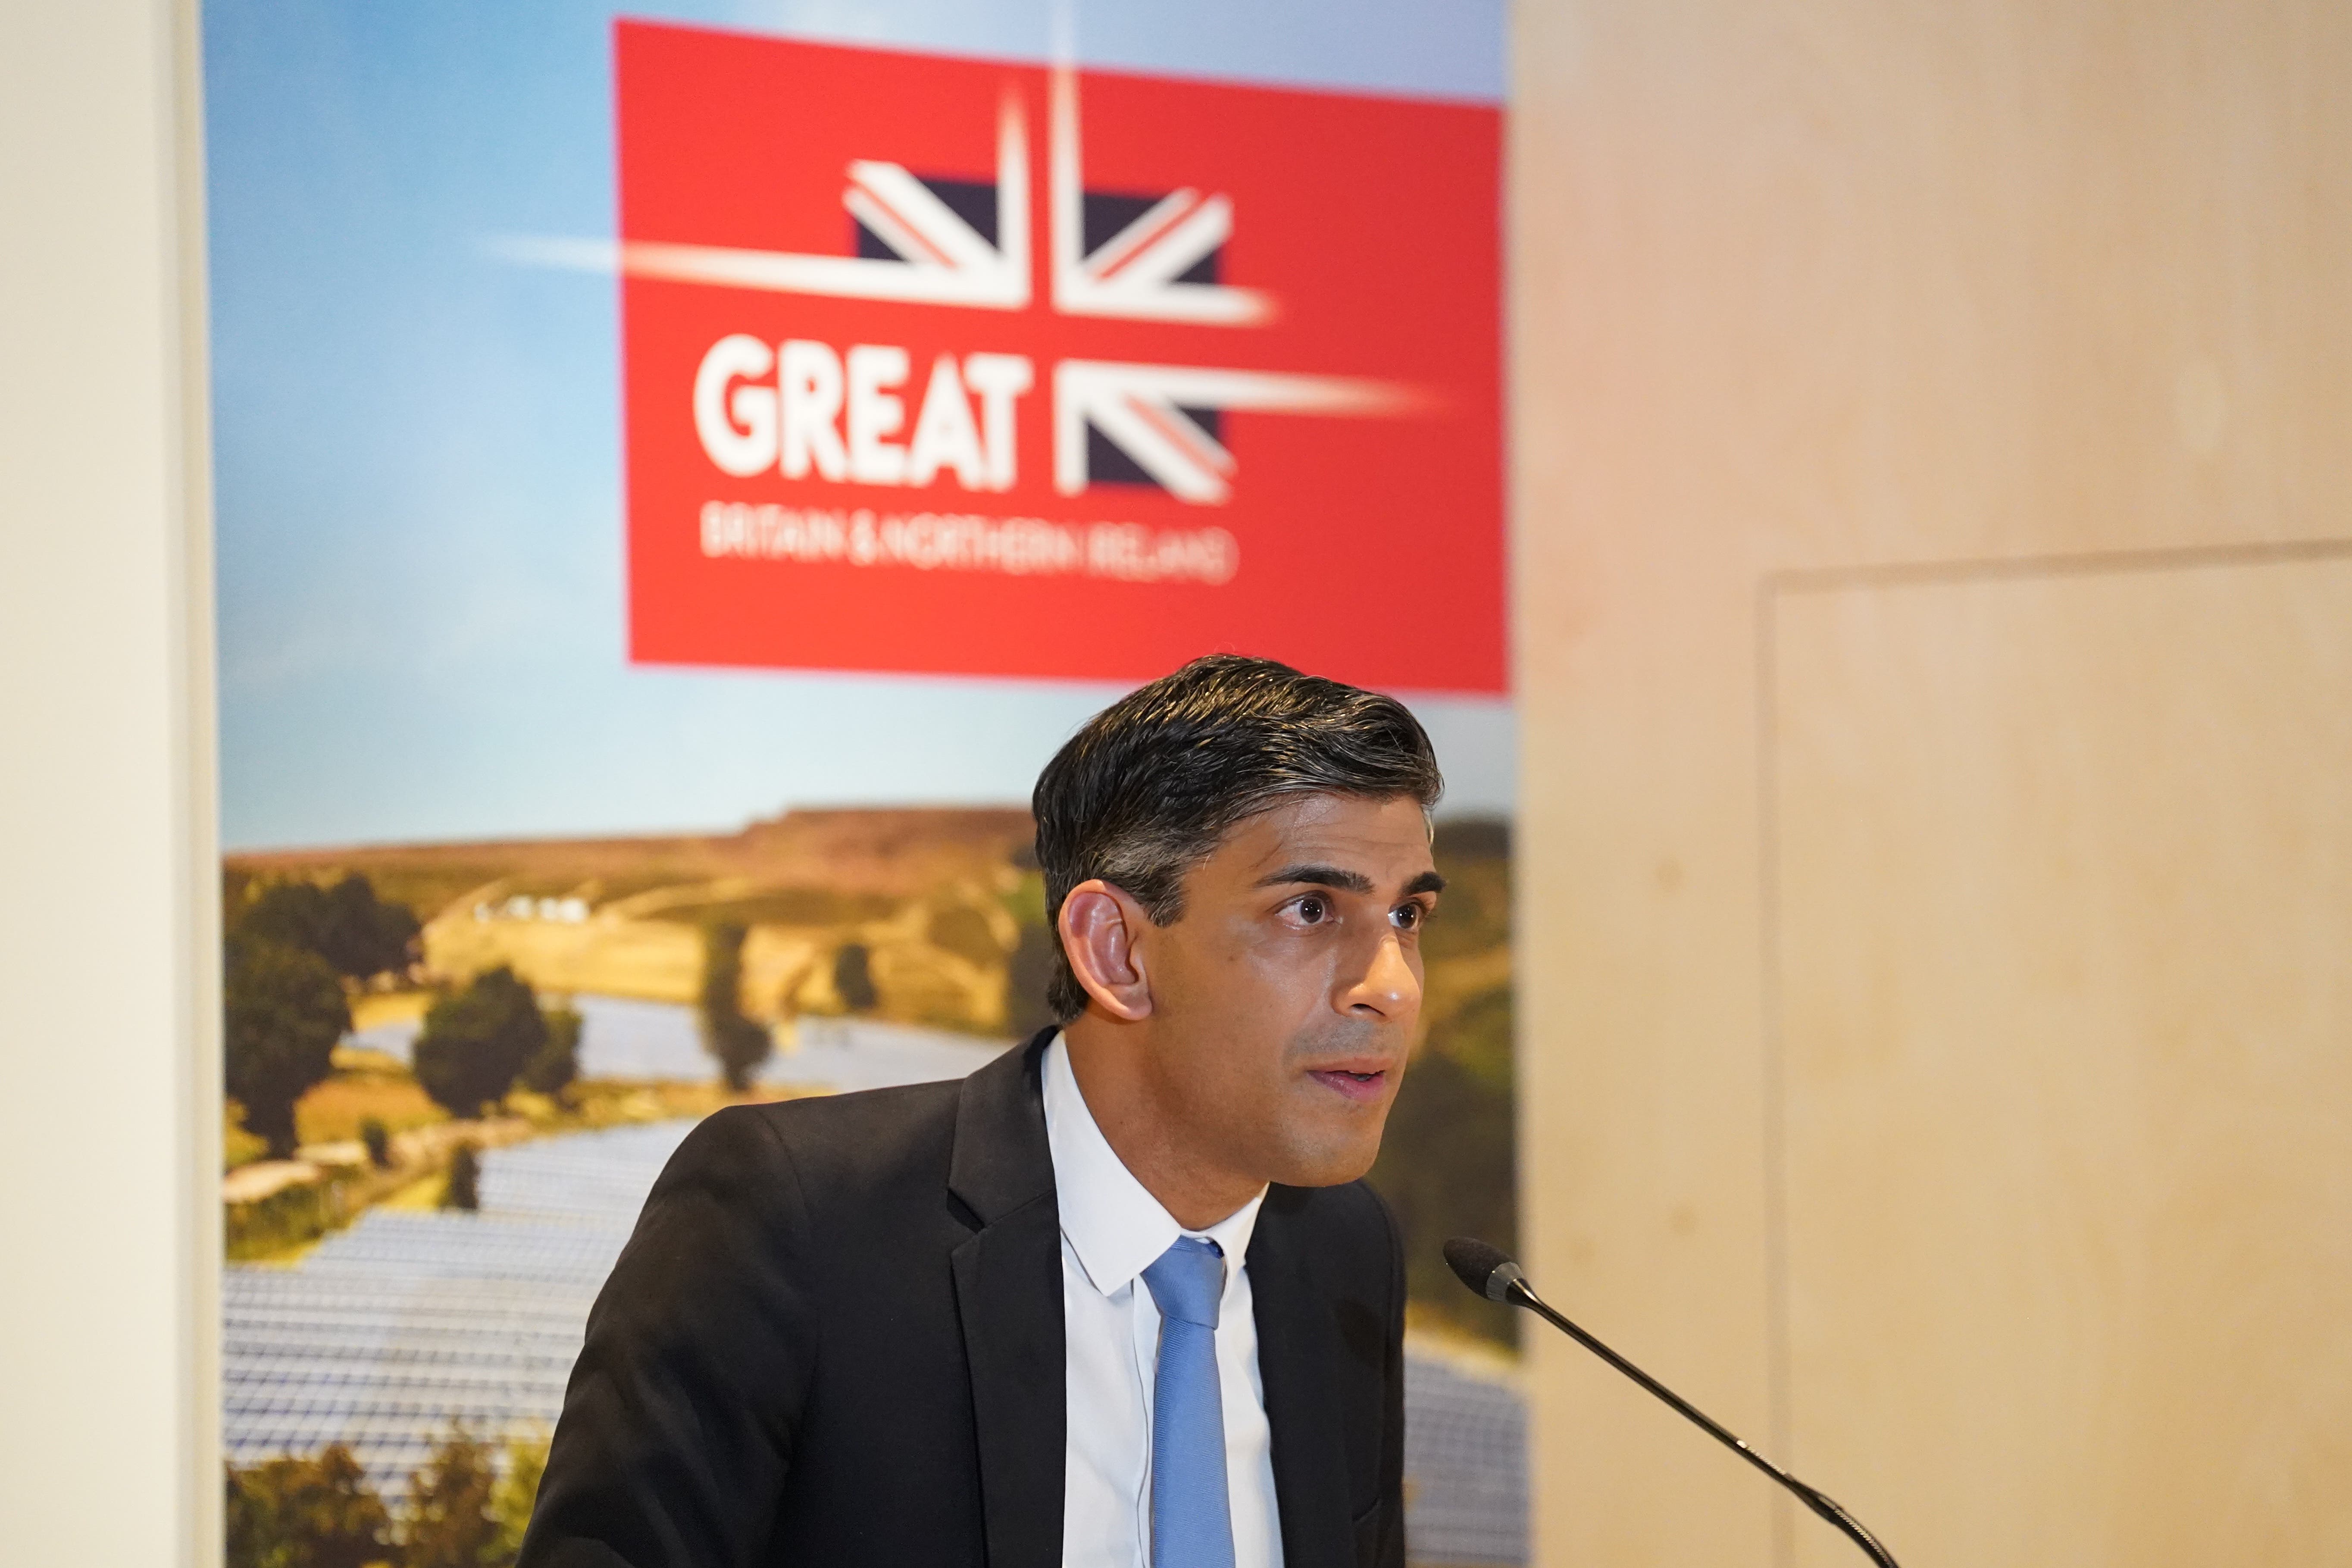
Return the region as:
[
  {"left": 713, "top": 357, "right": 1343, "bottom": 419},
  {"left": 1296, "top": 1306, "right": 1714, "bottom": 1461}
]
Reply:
[{"left": 520, "top": 1029, "right": 1407, "bottom": 1568}]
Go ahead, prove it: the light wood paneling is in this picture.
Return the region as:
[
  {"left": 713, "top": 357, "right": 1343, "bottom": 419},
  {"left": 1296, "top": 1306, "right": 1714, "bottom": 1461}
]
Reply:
[
  {"left": 1508, "top": 1, "right": 2352, "bottom": 1562},
  {"left": 1776, "top": 557, "right": 2352, "bottom": 1566}
]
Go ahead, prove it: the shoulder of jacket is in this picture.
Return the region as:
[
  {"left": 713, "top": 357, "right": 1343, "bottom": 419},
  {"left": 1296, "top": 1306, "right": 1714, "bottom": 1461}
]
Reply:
[{"left": 706, "top": 1077, "right": 963, "bottom": 1189}]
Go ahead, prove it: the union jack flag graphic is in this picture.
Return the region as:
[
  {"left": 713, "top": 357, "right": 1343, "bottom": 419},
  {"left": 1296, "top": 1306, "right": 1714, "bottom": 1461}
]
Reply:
[
  {"left": 620, "top": 94, "right": 1032, "bottom": 310},
  {"left": 1054, "top": 361, "right": 1411, "bottom": 504},
  {"left": 613, "top": 23, "right": 1503, "bottom": 690},
  {"left": 613, "top": 68, "right": 1407, "bottom": 503},
  {"left": 1048, "top": 69, "right": 1271, "bottom": 329}
]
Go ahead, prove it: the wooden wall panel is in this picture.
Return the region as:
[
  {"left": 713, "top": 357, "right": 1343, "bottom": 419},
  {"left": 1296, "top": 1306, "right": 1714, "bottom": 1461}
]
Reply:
[
  {"left": 1508, "top": 1, "right": 2352, "bottom": 1562},
  {"left": 1775, "top": 557, "right": 2352, "bottom": 1566}
]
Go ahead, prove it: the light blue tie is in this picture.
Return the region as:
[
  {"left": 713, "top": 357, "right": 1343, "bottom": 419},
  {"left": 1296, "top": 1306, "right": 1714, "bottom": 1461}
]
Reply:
[{"left": 1141, "top": 1236, "right": 1235, "bottom": 1568}]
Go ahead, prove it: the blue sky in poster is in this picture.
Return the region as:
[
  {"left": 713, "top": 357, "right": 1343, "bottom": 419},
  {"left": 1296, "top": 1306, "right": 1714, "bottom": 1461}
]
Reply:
[{"left": 204, "top": 0, "right": 1510, "bottom": 851}]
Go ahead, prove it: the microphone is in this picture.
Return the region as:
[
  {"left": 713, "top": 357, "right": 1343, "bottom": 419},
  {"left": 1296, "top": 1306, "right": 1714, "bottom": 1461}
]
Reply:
[{"left": 1444, "top": 1238, "right": 1902, "bottom": 1568}]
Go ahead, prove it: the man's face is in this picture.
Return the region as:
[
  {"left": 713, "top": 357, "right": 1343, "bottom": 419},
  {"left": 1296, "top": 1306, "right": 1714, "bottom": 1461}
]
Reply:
[{"left": 1132, "top": 791, "right": 1443, "bottom": 1189}]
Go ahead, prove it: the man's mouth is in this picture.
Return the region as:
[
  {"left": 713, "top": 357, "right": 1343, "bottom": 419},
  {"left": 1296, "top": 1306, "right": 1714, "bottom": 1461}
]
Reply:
[{"left": 1306, "top": 1067, "right": 1390, "bottom": 1105}]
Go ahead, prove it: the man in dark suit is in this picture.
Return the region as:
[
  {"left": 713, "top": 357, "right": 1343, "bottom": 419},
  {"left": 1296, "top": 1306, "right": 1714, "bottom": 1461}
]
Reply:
[{"left": 521, "top": 655, "right": 1446, "bottom": 1568}]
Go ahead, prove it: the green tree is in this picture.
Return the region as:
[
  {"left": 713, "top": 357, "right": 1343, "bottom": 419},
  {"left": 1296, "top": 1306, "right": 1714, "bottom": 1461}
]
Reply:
[
  {"left": 224, "top": 1442, "right": 391, "bottom": 1568},
  {"left": 831, "top": 941, "right": 879, "bottom": 1013},
  {"left": 441, "top": 1142, "right": 481, "bottom": 1211},
  {"left": 225, "top": 934, "right": 353, "bottom": 1158},
  {"left": 401, "top": 1427, "right": 500, "bottom": 1568},
  {"left": 240, "top": 874, "right": 420, "bottom": 983},
  {"left": 488, "top": 1427, "right": 552, "bottom": 1564},
  {"left": 519, "top": 1003, "right": 581, "bottom": 1097},
  {"left": 413, "top": 968, "right": 544, "bottom": 1117},
  {"left": 1000, "top": 870, "right": 1059, "bottom": 1041},
  {"left": 1369, "top": 984, "right": 1519, "bottom": 1345},
  {"left": 699, "top": 922, "right": 770, "bottom": 1092}
]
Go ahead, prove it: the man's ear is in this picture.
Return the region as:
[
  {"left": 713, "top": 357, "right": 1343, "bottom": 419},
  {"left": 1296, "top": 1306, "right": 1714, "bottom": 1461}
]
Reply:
[{"left": 1057, "top": 878, "right": 1154, "bottom": 1022}]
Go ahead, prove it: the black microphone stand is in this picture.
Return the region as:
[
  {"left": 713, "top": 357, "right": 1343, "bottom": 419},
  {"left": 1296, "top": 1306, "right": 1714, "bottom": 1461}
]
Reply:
[{"left": 1448, "top": 1240, "right": 1901, "bottom": 1568}]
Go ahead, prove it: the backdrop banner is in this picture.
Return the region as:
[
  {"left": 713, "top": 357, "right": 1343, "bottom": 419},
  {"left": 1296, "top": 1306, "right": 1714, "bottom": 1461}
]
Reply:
[
  {"left": 206, "top": 6, "right": 1520, "bottom": 1566},
  {"left": 621, "top": 24, "right": 1504, "bottom": 689}
]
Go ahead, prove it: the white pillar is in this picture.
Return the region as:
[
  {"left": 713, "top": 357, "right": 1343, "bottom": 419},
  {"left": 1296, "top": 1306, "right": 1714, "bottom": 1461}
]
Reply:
[{"left": 0, "top": 0, "right": 217, "bottom": 1564}]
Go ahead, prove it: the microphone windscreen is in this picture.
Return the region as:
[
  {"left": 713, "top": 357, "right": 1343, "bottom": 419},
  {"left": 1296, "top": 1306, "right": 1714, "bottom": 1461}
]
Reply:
[{"left": 1443, "top": 1237, "right": 1514, "bottom": 1298}]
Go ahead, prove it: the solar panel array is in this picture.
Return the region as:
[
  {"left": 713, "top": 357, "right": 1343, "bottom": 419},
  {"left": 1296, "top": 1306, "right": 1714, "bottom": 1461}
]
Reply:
[
  {"left": 224, "top": 1121, "right": 689, "bottom": 1492},
  {"left": 1402, "top": 1351, "right": 1529, "bottom": 1564},
  {"left": 225, "top": 1105, "right": 1528, "bottom": 1562}
]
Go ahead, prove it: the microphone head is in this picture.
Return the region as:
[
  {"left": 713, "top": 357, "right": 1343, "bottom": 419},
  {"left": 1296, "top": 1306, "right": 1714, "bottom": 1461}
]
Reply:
[{"left": 1443, "top": 1237, "right": 1526, "bottom": 1303}]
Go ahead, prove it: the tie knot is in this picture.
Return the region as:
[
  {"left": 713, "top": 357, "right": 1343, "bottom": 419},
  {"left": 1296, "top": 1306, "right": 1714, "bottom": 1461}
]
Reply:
[{"left": 1142, "top": 1235, "right": 1225, "bottom": 1328}]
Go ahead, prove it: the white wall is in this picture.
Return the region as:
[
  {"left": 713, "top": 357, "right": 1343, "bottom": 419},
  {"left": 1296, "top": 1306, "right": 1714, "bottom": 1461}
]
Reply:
[{"left": 0, "top": 1, "right": 217, "bottom": 1564}]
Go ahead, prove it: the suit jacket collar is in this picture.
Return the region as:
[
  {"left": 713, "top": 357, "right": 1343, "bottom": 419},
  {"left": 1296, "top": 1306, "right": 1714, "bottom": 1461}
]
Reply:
[
  {"left": 945, "top": 1030, "right": 1354, "bottom": 1568},
  {"left": 948, "top": 1030, "right": 1064, "bottom": 1568},
  {"left": 948, "top": 1027, "right": 1058, "bottom": 1225},
  {"left": 1250, "top": 1186, "right": 1355, "bottom": 1568}
]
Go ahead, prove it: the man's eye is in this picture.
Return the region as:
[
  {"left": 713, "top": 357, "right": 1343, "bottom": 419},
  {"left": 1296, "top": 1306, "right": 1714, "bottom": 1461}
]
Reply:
[
  {"left": 1392, "top": 903, "right": 1423, "bottom": 931},
  {"left": 1296, "top": 895, "right": 1328, "bottom": 924}
]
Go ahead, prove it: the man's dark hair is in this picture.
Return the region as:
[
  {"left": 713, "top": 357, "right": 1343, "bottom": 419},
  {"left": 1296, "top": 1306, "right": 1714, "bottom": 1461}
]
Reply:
[{"left": 1032, "top": 654, "right": 1444, "bottom": 1021}]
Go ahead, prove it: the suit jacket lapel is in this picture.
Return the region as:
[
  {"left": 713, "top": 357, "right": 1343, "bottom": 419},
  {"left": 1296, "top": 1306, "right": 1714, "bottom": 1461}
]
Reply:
[
  {"left": 948, "top": 1030, "right": 1064, "bottom": 1568},
  {"left": 1251, "top": 1188, "right": 1355, "bottom": 1568}
]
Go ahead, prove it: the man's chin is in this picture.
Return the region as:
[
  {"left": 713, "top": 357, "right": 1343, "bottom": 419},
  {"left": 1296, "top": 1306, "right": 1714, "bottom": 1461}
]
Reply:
[{"left": 1263, "top": 1117, "right": 1390, "bottom": 1189}]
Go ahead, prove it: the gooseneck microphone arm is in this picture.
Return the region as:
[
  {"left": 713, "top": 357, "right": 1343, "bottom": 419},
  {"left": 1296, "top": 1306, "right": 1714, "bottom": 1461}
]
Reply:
[{"left": 1443, "top": 1238, "right": 1901, "bottom": 1568}]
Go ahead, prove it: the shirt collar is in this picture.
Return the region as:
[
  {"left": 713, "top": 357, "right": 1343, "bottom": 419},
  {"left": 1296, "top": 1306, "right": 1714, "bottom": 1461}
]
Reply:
[{"left": 1043, "top": 1031, "right": 1267, "bottom": 1299}]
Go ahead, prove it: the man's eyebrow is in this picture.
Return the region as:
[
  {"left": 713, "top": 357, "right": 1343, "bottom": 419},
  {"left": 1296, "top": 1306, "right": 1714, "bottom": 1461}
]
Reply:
[
  {"left": 1254, "top": 863, "right": 1376, "bottom": 894},
  {"left": 1252, "top": 864, "right": 1449, "bottom": 898}
]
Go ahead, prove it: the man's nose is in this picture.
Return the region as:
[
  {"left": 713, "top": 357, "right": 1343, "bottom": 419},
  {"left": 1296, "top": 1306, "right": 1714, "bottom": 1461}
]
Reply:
[{"left": 1341, "top": 930, "right": 1421, "bottom": 1020}]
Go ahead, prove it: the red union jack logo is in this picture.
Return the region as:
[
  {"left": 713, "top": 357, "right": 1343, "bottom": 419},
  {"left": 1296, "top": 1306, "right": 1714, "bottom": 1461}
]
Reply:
[
  {"left": 1046, "top": 69, "right": 1273, "bottom": 328},
  {"left": 617, "top": 23, "right": 1502, "bottom": 690},
  {"left": 622, "top": 94, "right": 1032, "bottom": 310},
  {"left": 622, "top": 68, "right": 1409, "bottom": 501}
]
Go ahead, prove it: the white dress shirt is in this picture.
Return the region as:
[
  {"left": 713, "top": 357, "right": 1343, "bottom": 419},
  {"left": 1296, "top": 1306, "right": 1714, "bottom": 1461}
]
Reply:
[{"left": 1043, "top": 1033, "right": 1285, "bottom": 1568}]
